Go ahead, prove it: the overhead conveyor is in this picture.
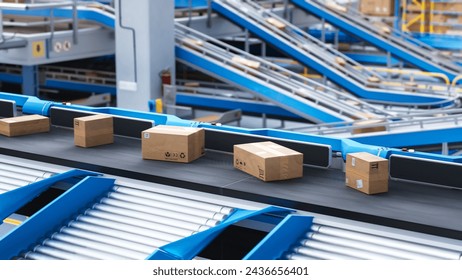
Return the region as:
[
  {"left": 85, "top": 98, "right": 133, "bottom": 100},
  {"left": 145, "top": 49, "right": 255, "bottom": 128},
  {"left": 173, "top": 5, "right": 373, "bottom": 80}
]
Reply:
[
  {"left": 175, "top": 23, "right": 393, "bottom": 123},
  {"left": 211, "top": 0, "right": 458, "bottom": 107},
  {"left": 291, "top": 0, "right": 462, "bottom": 82}
]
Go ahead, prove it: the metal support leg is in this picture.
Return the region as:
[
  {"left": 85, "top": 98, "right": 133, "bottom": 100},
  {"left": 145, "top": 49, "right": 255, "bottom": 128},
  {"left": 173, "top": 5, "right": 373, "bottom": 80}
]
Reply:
[
  {"left": 262, "top": 113, "right": 267, "bottom": 128},
  {"left": 442, "top": 142, "right": 449, "bottom": 156},
  {"left": 245, "top": 29, "right": 250, "bottom": 53},
  {"left": 22, "top": 65, "right": 39, "bottom": 96},
  {"left": 386, "top": 52, "right": 392, "bottom": 79}
]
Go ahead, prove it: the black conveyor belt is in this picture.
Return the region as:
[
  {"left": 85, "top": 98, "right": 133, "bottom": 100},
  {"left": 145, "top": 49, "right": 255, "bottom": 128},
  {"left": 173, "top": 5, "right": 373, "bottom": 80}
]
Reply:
[{"left": 1, "top": 126, "right": 462, "bottom": 239}]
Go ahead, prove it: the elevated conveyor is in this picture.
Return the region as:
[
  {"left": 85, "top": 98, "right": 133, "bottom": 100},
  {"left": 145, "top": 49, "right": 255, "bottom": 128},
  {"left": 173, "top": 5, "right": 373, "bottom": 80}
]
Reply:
[
  {"left": 291, "top": 0, "right": 462, "bottom": 82},
  {"left": 211, "top": 0, "right": 457, "bottom": 106},
  {"left": 175, "top": 23, "right": 392, "bottom": 123}
]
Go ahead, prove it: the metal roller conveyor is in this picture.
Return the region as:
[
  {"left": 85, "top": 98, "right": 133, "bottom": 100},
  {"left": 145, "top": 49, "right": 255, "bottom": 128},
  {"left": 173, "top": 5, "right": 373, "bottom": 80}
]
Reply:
[
  {"left": 31, "top": 244, "right": 98, "bottom": 260},
  {"left": 300, "top": 239, "right": 401, "bottom": 260},
  {"left": 92, "top": 203, "right": 213, "bottom": 233},
  {"left": 51, "top": 233, "right": 146, "bottom": 260},
  {"left": 0, "top": 162, "right": 54, "bottom": 179},
  {"left": 106, "top": 192, "right": 228, "bottom": 221},
  {"left": 0, "top": 182, "right": 18, "bottom": 193},
  {"left": 293, "top": 246, "right": 361, "bottom": 260},
  {"left": 310, "top": 224, "right": 462, "bottom": 260},
  {"left": 113, "top": 186, "right": 234, "bottom": 215},
  {"left": 59, "top": 227, "right": 155, "bottom": 255},
  {"left": 23, "top": 252, "right": 61, "bottom": 260},
  {"left": 84, "top": 209, "right": 196, "bottom": 237},
  {"left": 306, "top": 232, "right": 441, "bottom": 260},
  {"left": 99, "top": 197, "right": 221, "bottom": 227},
  {"left": 40, "top": 239, "right": 131, "bottom": 260},
  {"left": 301, "top": 239, "right": 401, "bottom": 260},
  {"left": 68, "top": 221, "right": 167, "bottom": 248},
  {"left": 284, "top": 253, "right": 319, "bottom": 261},
  {"left": 0, "top": 169, "right": 44, "bottom": 183},
  {"left": 0, "top": 177, "right": 31, "bottom": 188},
  {"left": 76, "top": 215, "right": 183, "bottom": 243}
]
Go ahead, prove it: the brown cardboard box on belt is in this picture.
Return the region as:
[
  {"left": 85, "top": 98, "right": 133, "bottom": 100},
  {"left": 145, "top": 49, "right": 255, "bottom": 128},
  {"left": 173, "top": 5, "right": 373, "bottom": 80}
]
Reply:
[
  {"left": 0, "top": 114, "right": 50, "bottom": 137},
  {"left": 74, "top": 114, "right": 114, "bottom": 148},
  {"left": 234, "top": 141, "right": 303, "bottom": 182},
  {"left": 345, "top": 152, "right": 389, "bottom": 194},
  {"left": 142, "top": 125, "right": 205, "bottom": 163}
]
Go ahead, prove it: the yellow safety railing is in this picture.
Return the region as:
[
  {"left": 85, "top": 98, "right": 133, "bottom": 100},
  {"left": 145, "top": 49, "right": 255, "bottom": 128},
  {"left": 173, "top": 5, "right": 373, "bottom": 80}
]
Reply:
[
  {"left": 451, "top": 74, "right": 462, "bottom": 88},
  {"left": 361, "top": 67, "right": 450, "bottom": 85}
]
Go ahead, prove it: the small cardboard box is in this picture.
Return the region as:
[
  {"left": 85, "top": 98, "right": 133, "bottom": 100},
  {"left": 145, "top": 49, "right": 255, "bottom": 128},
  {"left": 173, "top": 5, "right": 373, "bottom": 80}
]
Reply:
[
  {"left": 360, "top": 0, "right": 394, "bottom": 16},
  {"left": 234, "top": 141, "right": 303, "bottom": 182},
  {"left": 0, "top": 114, "right": 50, "bottom": 137},
  {"left": 345, "top": 152, "right": 389, "bottom": 194},
  {"left": 142, "top": 125, "right": 205, "bottom": 163},
  {"left": 74, "top": 114, "right": 113, "bottom": 148},
  {"left": 352, "top": 119, "right": 387, "bottom": 135}
]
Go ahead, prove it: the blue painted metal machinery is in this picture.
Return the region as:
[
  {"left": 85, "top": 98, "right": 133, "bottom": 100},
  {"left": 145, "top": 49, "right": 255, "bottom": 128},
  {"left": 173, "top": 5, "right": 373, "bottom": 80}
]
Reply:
[
  {"left": 2, "top": 92, "right": 462, "bottom": 165},
  {"left": 211, "top": 0, "right": 455, "bottom": 106},
  {"left": 291, "top": 0, "right": 462, "bottom": 82}
]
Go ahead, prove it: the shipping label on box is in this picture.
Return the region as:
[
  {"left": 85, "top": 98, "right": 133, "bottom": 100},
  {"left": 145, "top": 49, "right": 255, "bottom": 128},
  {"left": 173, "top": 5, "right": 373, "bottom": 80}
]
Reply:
[
  {"left": 74, "top": 114, "right": 113, "bottom": 148},
  {"left": 142, "top": 125, "right": 205, "bottom": 163},
  {"left": 234, "top": 141, "right": 303, "bottom": 182},
  {"left": 0, "top": 114, "right": 50, "bottom": 137},
  {"left": 345, "top": 171, "right": 388, "bottom": 194}
]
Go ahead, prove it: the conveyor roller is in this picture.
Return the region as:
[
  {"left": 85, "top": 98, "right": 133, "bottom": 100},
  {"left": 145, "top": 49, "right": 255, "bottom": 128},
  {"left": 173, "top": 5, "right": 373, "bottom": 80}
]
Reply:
[{"left": 19, "top": 182, "right": 234, "bottom": 260}]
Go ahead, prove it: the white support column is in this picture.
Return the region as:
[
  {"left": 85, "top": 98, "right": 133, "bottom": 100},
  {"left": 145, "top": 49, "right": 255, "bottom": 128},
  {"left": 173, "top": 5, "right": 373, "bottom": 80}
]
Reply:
[{"left": 115, "top": 0, "right": 175, "bottom": 111}]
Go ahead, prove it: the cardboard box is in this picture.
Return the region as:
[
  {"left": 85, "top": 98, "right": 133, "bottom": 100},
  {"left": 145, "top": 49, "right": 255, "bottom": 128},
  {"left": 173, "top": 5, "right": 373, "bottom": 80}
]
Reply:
[
  {"left": 142, "top": 125, "right": 205, "bottom": 163},
  {"left": 352, "top": 119, "right": 387, "bottom": 134},
  {"left": 0, "top": 114, "right": 50, "bottom": 137},
  {"left": 231, "top": 56, "right": 261, "bottom": 69},
  {"left": 266, "top": 17, "right": 286, "bottom": 29},
  {"left": 234, "top": 141, "right": 303, "bottom": 182},
  {"left": 345, "top": 152, "right": 389, "bottom": 194},
  {"left": 74, "top": 114, "right": 113, "bottom": 148},
  {"left": 360, "top": 0, "right": 394, "bottom": 16}
]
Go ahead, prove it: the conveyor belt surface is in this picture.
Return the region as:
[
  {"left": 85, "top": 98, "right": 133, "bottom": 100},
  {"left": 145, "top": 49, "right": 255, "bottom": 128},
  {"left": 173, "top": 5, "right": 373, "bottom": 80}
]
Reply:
[{"left": 0, "top": 126, "right": 462, "bottom": 239}]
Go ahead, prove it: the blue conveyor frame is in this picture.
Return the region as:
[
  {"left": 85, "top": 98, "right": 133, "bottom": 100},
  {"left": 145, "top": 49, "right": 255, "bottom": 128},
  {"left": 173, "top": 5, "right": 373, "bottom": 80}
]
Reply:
[
  {"left": 211, "top": 0, "right": 453, "bottom": 106},
  {"left": 291, "top": 0, "right": 461, "bottom": 81},
  {"left": 2, "top": 92, "right": 462, "bottom": 166}
]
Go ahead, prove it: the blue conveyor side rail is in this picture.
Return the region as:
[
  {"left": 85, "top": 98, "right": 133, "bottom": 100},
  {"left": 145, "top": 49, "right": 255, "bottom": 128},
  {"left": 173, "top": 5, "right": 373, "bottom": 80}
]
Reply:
[
  {"left": 211, "top": 0, "right": 454, "bottom": 106},
  {"left": 2, "top": 92, "right": 461, "bottom": 165},
  {"left": 291, "top": 0, "right": 461, "bottom": 81},
  {"left": 0, "top": 169, "right": 100, "bottom": 222},
  {"left": 244, "top": 215, "right": 313, "bottom": 260},
  {"left": 0, "top": 176, "right": 113, "bottom": 260},
  {"left": 148, "top": 206, "right": 292, "bottom": 260}
]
